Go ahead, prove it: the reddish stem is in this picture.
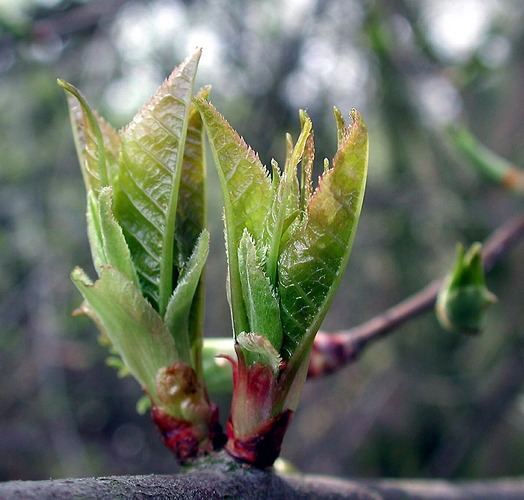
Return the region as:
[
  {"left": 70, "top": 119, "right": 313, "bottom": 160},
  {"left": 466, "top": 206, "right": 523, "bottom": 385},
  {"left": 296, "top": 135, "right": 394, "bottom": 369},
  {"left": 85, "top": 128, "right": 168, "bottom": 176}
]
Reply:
[
  {"left": 151, "top": 404, "right": 225, "bottom": 464},
  {"left": 226, "top": 409, "right": 293, "bottom": 469},
  {"left": 222, "top": 346, "right": 296, "bottom": 468}
]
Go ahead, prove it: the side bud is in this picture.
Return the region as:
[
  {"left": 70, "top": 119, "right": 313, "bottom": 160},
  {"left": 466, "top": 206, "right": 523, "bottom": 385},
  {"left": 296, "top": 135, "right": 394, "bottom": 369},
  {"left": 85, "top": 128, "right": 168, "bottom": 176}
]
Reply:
[{"left": 436, "top": 243, "right": 497, "bottom": 334}]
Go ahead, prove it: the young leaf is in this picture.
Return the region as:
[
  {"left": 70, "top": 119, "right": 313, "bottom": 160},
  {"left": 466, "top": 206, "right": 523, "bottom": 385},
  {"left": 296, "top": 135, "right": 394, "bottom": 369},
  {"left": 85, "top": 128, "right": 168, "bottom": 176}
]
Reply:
[
  {"left": 58, "top": 79, "right": 120, "bottom": 191},
  {"left": 238, "top": 229, "right": 282, "bottom": 352},
  {"left": 237, "top": 332, "right": 282, "bottom": 376},
  {"left": 264, "top": 112, "right": 312, "bottom": 285},
  {"left": 436, "top": 243, "right": 497, "bottom": 333},
  {"left": 98, "top": 187, "right": 139, "bottom": 287},
  {"left": 86, "top": 190, "right": 105, "bottom": 275},
  {"left": 175, "top": 86, "right": 210, "bottom": 263},
  {"left": 85, "top": 188, "right": 139, "bottom": 287},
  {"left": 300, "top": 129, "right": 315, "bottom": 212},
  {"left": 279, "top": 109, "right": 368, "bottom": 366},
  {"left": 164, "top": 230, "right": 210, "bottom": 364},
  {"left": 194, "top": 97, "right": 273, "bottom": 336},
  {"left": 174, "top": 87, "right": 210, "bottom": 374},
  {"left": 71, "top": 266, "right": 177, "bottom": 404},
  {"left": 114, "top": 49, "right": 201, "bottom": 315}
]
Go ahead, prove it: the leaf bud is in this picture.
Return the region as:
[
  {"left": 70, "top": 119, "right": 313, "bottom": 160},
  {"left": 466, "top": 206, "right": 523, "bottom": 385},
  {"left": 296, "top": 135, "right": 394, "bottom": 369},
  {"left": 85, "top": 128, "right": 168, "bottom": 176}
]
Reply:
[{"left": 436, "top": 243, "right": 497, "bottom": 334}]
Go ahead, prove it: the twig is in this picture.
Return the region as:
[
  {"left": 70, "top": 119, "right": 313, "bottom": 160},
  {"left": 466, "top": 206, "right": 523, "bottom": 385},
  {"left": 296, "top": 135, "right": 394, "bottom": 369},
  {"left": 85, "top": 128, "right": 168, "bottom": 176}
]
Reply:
[{"left": 308, "top": 214, "right": 524, "bottom": 378}]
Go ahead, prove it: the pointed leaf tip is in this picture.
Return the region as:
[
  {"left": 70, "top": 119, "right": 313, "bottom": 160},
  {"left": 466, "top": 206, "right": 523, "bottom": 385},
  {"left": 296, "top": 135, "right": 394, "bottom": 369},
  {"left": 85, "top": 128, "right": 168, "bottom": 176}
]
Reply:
[
  {"left": 195, "top": 97, "right": 272, "bottom": 336},
  {"left": 436, "top": 242, "right": 497, "bottom": 334},
  {"left": 60, "top": 78, "right": 115, "bottom": 189},
  {"left": 115, "top": 50, "right": 201, "bottom": 314},
  {"left": 278, "top": 108, "right": 368, "bottom": 364}
]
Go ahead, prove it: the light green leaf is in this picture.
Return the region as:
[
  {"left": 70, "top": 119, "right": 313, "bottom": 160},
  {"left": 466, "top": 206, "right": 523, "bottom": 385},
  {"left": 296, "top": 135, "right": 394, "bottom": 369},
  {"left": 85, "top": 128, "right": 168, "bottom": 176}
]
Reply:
[
  {"left": 175, "top": 87, "right": 210, "bottom": 374},
  {"left": 237, "top": 332, "right": 282, "bottom": 375},
  {"left": 71, "top": 266, "right": 177, "bottom": 404},
  {"left": 238, "top": 229, "right": 282, "bottom": 352},
  {"left": 85, "top": 188, "right": 139, "bottom": 287},
  {"left": 58, "top": 79, "right": 120, "bottom": 191},
  {"left": 86, "top": 190, "right": 105, "bottom": 275},
  {"left": 175, "top": 86, "right": 210, "bottom": 263},
  {"left": 300, "top": 128, "right": 315, "bottom": 212},
  {"left": 194, "top": 98, "right": 273, "bottom": 336},
  {"left": 263, "top": 111, "right": 312, "bottom": 285},
  {"left": 278, "top": 109, "right": 368, "bottom": 365},
  {"left": 164, "top": 230, "right": 210, "bottom": 364},
  {"left": 97, "top": 187, "right": 139, "bottom": 286},
  {"left": 114, "top": 49, "right": 201, "bottom": 315},
  {"left": 436, "top": 243, "right": 497, "bottom": 333}
]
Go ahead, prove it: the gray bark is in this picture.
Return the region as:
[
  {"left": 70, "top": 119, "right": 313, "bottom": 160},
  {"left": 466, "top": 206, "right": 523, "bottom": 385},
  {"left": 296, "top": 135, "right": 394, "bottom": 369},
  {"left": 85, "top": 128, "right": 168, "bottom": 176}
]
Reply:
[{"left": 2, "top": 466, "right": 524, "bottom": 499}]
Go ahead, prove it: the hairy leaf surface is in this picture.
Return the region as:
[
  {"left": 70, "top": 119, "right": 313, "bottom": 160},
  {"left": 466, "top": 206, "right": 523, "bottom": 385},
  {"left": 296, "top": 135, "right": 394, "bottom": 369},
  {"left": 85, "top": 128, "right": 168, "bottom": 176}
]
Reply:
[
  {"left": 263, "top": 112, "right": 312, "bottom": 285},
  {"left": 114, "top": 50, "right": 201, "bottom": 315},
  {"left": 58, "top": 79, "right": 120, "bottom": 191},
  {"left": 164, "top": 230, "right": 210, "bottom": 364},
  {"left": 195, "top": 98, "right": 273, "bottom": 335},
  {"left": 72, "top": 267, "right": 177, "bottom": 404},
  {"left": 278, "top": 109, "right": 368, "bottom": 363},
  {"left": 238, "top": 230, "right": 282, "bottom": 352},
  {"left": 97, "top": 187, "right": 139, "bottom": 286},
  {"left": 175, "top": 86, "right": 209, "bottom": 263}
]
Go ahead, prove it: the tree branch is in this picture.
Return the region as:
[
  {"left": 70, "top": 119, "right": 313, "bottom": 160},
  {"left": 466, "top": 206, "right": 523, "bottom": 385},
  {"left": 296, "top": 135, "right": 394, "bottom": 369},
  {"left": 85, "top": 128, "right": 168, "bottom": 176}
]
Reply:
[
  {"left": 3, "top": 465, "right": 524, "bottom": 499},
  {"left": 308, "top": 214, "right": 524, "bottom": 378}
]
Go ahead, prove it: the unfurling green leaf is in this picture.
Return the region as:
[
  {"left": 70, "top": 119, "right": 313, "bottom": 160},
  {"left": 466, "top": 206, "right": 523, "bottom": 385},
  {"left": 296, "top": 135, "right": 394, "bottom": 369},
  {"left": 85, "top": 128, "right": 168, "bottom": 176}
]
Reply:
[
  {"left": 97, "top": 187, "right": 139, "bottom": 286},
  {"left": 71, "top": 266, "right": 176, "bottom": 405},
  {"left": 114, "top": 50, "right": 202, "bottom": 315},
  {"left": 279, "top": 108, "right": 368, "bottom": 365},
  {"left": 174, "top": 86, "right": 210, "bottom": 375},
  {"left": 198, "top": 102, "right": 368, "bottom": 374},
  {"left": 176, "top": 86, "right": 210, "bottom": 262},
  {"left": 85, "top": 187, "right": 138, "bottom": 286},
  {"left": 64, "top": 52, "right": 214, "bottom": 453},
  {"left": 236, "top": 332, "right": 282, "bottom": 376},
  {"left": 164, "top": 230, "right": 210, "bottom": 364},
  {"left": 194, "top": 97, "right": 272, "bottom": 337},
  {"left": 436, "top": 243, "right": 497, "bottom": 334},
  {"left": 58, "top": 79, "right": 120, "bottom": 191},
  {"left": 238, "top": 229, "right": 282, "bottom": 352},
  {"left": 263, "top": 111, "right": 312, "bottom": 285}
]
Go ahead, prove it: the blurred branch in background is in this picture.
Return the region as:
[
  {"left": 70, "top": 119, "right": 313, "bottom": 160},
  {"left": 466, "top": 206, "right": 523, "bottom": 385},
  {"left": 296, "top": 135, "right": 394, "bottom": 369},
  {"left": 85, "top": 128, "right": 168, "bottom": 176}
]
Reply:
[{"left": 309, "top": 213, "right": 524, "bottom": 378}]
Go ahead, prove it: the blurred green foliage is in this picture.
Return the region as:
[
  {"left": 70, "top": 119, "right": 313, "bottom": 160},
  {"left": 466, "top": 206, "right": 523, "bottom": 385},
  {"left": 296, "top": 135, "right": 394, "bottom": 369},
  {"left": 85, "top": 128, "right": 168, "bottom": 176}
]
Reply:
[{"left": 0, "top": 0, "right": 523, "bottom": 481}]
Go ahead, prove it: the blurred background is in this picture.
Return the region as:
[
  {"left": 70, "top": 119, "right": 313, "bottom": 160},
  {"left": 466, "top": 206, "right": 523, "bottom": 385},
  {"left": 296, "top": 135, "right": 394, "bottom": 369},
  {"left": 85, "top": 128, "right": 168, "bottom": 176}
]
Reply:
[{"left": 1, "top": 0, "right": 523, "bottom": 481}]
